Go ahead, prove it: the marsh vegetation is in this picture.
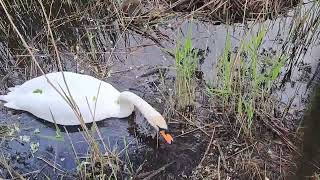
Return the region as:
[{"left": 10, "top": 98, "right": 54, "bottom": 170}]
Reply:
[{"left": 0, "top": 0, "right": 320, "bottom": 179}]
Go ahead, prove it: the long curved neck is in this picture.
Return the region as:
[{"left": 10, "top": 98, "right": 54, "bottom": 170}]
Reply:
[{"left": 119, "top": 91, "right": 161, "bottom": 120}]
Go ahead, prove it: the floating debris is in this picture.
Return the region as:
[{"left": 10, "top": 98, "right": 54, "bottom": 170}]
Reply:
[
  {"left": 33, "top": 128, "right": 40, "bottom": 134},
  {"left": 30, "top": 142, "right": 40, "bottom": 154},
  {"left": 19, "top": 135, "right": 30, "bottom": 143}
]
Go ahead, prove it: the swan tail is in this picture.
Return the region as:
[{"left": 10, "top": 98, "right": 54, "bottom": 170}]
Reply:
[
  {"left": 0, "top": 95, "right": 21, "bottom": 110},
  {"left": 8, "top": 86, "right": 19, "bottom": 91},
  {"left": 0, "top": 95, "right": 7, "bottom": 102},
  {"left": 3, "top": 102, "right": 21, "bottom": 110}
]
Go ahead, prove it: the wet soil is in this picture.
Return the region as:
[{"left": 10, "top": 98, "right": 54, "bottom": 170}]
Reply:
[{"left": 167, "top": 0, "right": 300, "bottom": 23}]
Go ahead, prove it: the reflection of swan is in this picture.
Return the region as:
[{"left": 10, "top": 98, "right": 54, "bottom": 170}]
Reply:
[{"left": 0, "top": 72, "right": 173, "bottom": 144}]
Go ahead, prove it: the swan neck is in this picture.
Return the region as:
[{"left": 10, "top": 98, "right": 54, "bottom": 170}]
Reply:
[{"left": 119, "top": 91, "right": 161, "bottom": 119}]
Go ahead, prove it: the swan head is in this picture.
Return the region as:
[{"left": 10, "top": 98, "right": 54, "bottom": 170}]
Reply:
[
  {"left": 118, "top": 91, "right": 173, "bottom": 144},
  {"left": 148, "top": 115, "right": 173, "bottom": 144}
]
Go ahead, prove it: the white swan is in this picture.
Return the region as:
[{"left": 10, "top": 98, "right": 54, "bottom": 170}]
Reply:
[{"left": 0, "top": 71, "right": 173, "bottom": 144}]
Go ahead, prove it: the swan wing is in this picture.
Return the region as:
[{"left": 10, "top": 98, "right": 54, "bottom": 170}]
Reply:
[{"left": 0, "top": 72, "right": 123, "bottom": 125}]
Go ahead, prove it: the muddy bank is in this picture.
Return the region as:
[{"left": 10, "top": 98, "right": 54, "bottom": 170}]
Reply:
[{"left": 167, "top": 0, "right": 300, "bottom": 22}]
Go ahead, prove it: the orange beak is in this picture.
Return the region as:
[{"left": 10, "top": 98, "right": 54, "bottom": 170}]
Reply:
[{"left": 160, "top": 130, "right": 173, "bottom": 144}]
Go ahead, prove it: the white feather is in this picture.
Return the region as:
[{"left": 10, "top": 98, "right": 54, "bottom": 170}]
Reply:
[
  {"left": 0, "top": 71, "right": 168, "bottom": 130},
  {"left": 0, "top": 72, "right": 133, "bottom": 125}
]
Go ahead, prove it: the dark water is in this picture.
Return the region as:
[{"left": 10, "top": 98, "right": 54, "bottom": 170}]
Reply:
[
  {"left": 294, "top": 85, "right": 320, "bottom": 179},
  {"left": 0, "top": 111, "right": 135, "bottom": 177},
  {"left": 0, "top": 108, "right": 207, "bottom": 179}
]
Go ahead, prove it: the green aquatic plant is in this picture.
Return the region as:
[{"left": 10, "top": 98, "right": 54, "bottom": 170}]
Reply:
[
  {"left": 30, "top": 141, "right": 40, "bottom": 154},
  {"left": 174, "top": 23, "right": 198, "bottom": 109},
  {"left": 209, "top": 27, "right": 287, "bottom": 134},
  {"left": 211, "top": 31, "right": 232, "bottom": 101}
]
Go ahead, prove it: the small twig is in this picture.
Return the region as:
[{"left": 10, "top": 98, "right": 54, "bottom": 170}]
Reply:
[
  {"left": 174, "top": 110, "right": 210, "bottom": 137},
  {"left": 111, "top": 65, "right": 145, "bottom": 75},
  {"left": 36, "top": 156, "right": 66, "bottom": 174},
  {"left": 226, "top": 142, "right": 256, "bottom": 160},
  {"left": 218, "top": 156, "right": 221, "bottom": 180},
  {"left": 187, "top": 0, "right": 227, "bottom": 18},
  {"left": 0, "top": 153, "right": 26, "bottom": 180},
  {"left": 214, "top": 140, "right": 228, "bottom": 170},
  {"left": 142, "top": 161, "right": 175, "bottom": 180},
  {"left": 198, "top": 128, "right": 215, "bottom": 167},
  {"left": 175, "top": 123, "right": 220, "bottom": 138},
  {"left": 280, "top": 147, "right": 282, "bottom": 175},
  {"left": 257, "top": 111, "right": 300, "bottom": 154},
  {"left": 64, "top": 126, "right": 79, "bottom": 161},
  {"left": 19, "top": 170, "right": 42, "bottom": 179}
]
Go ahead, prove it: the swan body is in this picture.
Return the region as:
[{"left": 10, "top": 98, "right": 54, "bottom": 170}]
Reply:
[
  {"left": 0, "top": 72, "right": 173, "bottom": 144},
  {"left": 0, "top": 72, "right": 173, "bottom": 143},
  {"left": 1, "top": 72, "right": 130, "bottom": 125}
]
